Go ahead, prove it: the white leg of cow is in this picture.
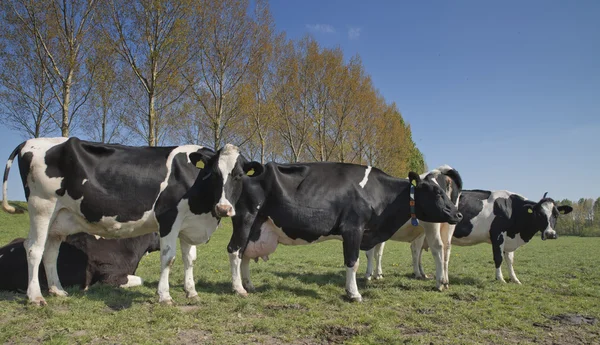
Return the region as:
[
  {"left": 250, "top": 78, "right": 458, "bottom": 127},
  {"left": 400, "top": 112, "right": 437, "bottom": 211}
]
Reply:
[
  {"left": 374, "top": 242, "right": 384, "bottom": 280},
  {"left": 25, "top": 201, "right": 53, "bottom": 306},
  {"left": 241, "top": 256, "right": 255, "bottom": 292},
  {"left": 229, "top": 250, "right": 247, "bottom": 296},
  {"left": 157, "top": 231, "right": 178, "bottom": 305},
  {"left": 43, "top": 235, "right": 67, "bottom": 297},
  {"left": 505, "top": 251, "right": 521, "bottom": 284},
  {"left": 345, "top": 258, "right": 361, "bottom": 302},
  {"left": 411, "top": 234, "right": 427, "bottom": 279},
  {"left": 364, "top": 247, "right": 375, "bottom": 280},
  {"left": 180, "top": 240, "right": 198, "bottom": 299},
  {"left": 423, "top": 222, "right": 444, "bottom": 291},
  {"left": 120, "top": 275, "right": 143, "bottom": 288},
  {"left": 441, "top": 223, "right": 455, "bottom": 289}
]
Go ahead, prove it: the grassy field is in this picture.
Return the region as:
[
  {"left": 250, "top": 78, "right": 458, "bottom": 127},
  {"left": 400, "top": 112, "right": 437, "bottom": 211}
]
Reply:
[{"left": 0, "top": 202, "right": 599, "bottom": 344}]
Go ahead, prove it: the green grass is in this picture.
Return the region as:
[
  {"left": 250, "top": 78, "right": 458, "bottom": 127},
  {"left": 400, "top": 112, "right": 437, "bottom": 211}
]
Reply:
[{"left": 1, "top": 201, "right": 599, "bottom": 344}]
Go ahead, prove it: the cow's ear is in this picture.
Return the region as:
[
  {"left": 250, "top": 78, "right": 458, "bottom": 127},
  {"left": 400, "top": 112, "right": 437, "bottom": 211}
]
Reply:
[
  {"left": 189, "top": 150, "right": 213, "bottom": 169},
  {"left": 557, "top": 205, "right": 573, "bottom": 215},
  {"left": 244, "top": 161, "right": 264, "bottom": 177},
  {"left": 408, "top": 171, "right": 421, "bottom": 187}
]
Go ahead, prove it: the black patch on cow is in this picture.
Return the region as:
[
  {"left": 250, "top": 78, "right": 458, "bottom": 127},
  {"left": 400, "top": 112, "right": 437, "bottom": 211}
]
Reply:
[
  {"left": 18, "top": 151, "right": 33, "bottom": 200},
  {"left": 453, "top": 190, "right": 491, "bottom": 238},
  {"left": 44, "top": 137, "right": 177, "bottom": 223}
]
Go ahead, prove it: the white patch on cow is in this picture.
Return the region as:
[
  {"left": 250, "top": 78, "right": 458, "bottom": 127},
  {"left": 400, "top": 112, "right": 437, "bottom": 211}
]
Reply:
[
  {"left": 345, "top": 259, "right": 361, "bottom": 301},
  {"left": 176, "top": 200, "right": 220, "bottom": 245},
  {"left": 0, "top": 254, "right": 3, "bottom": 259},
  {"left": 503, "top": 232, "right": 527, "bottom": 252},
  {"left": 216, "top": 144, "right": 240, "bottom": 215},
  {"left": 540, "top": 201, "right": 557, "bottom": 239},
  {"left": 10, "top": 248, "right": 14, "bottom": 252},
  {"left": 94, "top": 235, "right": 102, "bottom": 240},
  {"left": 359, "top": 166, "right": 372, "bottom": 188},
  {"left": 82, "top": 179, "right": 88, "bottom": 185},
  {"left": 229, "top": 249, "right": 246, "bottom": 295},
  {"left": 120, "top": 275, "right": 143, "bottom": 288}
]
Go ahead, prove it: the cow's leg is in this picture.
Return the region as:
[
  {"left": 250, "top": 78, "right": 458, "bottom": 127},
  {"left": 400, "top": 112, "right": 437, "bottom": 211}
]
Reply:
[
  {"left": 504, "top": 251, "right": 521, "bottom": 284},
  {"left": 180, "top": 240, "right": 198, "bottom": 299},
  {"left": 373, "top": 242, "right": 385, "bottom": 280},
  {"left": 491, "top": 232, "right": 506, "bottom": 283},
  {"left": 364, "top": 247, "right": 375, "bottom": 280},
  {"left": 411, "top": 233, "right": 428, "bottom": 279},
  {"left": 342, "top": 230, "right": 362, "bottom": 302},
  {"left": 241, "top": 256, "right": 255, "bottom": 292},
  {"left": 423, "top": 222, "right": 444, "bottom": 291},
  {"left": 25, "top": 198, "right": 55, "bottom": 306},
  {"left": 227, "top": 214, "right": 256, "bottom": 297},
  {"left": 157, "top": 230, "right": 178, "bottom": 304},
  {"left": 43, "top": 235, "right": 67, "bottom": 297},
  {"left": 441, "top": 223, "right": 456, "bottom": 289}
]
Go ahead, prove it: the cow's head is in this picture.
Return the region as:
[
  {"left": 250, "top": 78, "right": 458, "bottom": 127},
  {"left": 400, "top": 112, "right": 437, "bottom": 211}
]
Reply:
[
  {"left": 201, "top": 144, "right": 263, "bottom": 217},
  {"left": 523, "top": 194, "right": 573, "bottom": 240},
  {"left": 421, "top": 165, "right": 463, "bottom": 207},
  {"left": 409, "top": 171, "right": 463, "bottom": 225}
]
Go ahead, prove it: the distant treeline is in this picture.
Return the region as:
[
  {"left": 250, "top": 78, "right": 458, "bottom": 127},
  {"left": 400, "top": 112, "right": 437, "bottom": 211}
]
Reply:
[
  {"left": 556, "top": 198, "right": 600, "bottom": 237},
  {"left": 0, "top": 0, "right": 425, "bottom": 178}
]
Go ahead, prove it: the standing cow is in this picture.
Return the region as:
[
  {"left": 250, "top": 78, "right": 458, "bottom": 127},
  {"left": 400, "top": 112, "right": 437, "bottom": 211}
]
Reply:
[
  {"left": 373, "top": 190, "right": 573, "bottom": 284},
  {"left": 364, "top": 165, "right": 462, "bottom": 290},
  {"left": 0, "top": 232, "right": 159, "bottom": 292},
  {"left": 2, "top": 137, "right": 221, "bottom": 305},
  {"left": 195, "top": 144, "right": 463, "bottom": 302}
]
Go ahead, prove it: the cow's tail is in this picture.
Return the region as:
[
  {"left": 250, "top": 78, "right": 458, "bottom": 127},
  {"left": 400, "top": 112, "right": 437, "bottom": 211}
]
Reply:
[{"left": 3, "top": 142, "right": 25, "bottom": 214}]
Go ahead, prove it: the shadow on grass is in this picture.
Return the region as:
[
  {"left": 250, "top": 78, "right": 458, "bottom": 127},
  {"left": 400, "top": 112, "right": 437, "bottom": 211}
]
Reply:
[
  {"left": 72, "top": 285, "right": 153, "bottom": 311},
  {"left": 272, "top": 271, "right": 344, "bottom": 287}
]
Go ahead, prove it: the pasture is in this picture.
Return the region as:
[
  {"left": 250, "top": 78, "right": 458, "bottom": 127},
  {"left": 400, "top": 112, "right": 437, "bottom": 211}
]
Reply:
[{"left": 0, "top": 203, "right": 598, "bottom": 344}]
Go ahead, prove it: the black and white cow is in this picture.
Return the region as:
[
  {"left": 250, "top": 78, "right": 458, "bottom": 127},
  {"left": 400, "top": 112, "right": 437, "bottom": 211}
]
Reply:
[
  {"left": 0, "top": 232, "right": 159, "bottom": 292},
  {"left": 364, "top": 165, "right": 462, "bottom": 290},
  {"left": 387, "top": 190, "right": 573, "bottom": 284},
  {"left": 2, "top": 137, "right": 220, "bottom": 305},
  {"left": 196, "top": 144, "right": 463, "bottom": 302}
]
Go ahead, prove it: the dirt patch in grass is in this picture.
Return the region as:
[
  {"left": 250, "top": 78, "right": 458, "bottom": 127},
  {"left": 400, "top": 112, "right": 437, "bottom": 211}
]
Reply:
[
  {"left": 548, "top": 314, "right": 597, "bottom": 326},
  {"left": 264, "top": 303, "right": 307, "bottom": 311},
  {"left": 177, "top": 329, "right": 212, "bottom": 344},
  {"left": 449, "top": 291, "right": 479, "bottom": 302},
  {"left": 319, "top": 325, "right": 361, "bottom": 344},
  {"left": 177, "top": 305, "right": 200, "bottom": 313},
  {"left": 397, "top": 325, "right": 428, "bottom": 337}
]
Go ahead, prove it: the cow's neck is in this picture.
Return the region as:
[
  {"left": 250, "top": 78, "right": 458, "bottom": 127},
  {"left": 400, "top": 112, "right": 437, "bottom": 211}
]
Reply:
[{"left": 361, "top": 177, "right": 412, "bottom": 250}]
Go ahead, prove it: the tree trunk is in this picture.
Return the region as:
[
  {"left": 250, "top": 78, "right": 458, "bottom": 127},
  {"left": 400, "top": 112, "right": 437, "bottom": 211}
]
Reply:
[
  {"left": 61, "top": 72, "right": 73, "bottom": 137},
  {"left": 148, "top": 92, "right": 156, "bottom": 146}
]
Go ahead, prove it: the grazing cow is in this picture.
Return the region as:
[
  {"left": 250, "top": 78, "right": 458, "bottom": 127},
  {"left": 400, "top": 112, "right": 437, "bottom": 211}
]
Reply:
[
  {"left": 0, "top": 232, "right": 159, "bottom": 292},
  {"left": 196, "top": 144, "right": 463, "bottom": 302},
  {"left": 2, "top": 137, "right": 219, "bottom": 305},
  {"left": 382, "top": 190, "right": 573, "bottom": 284},
  {"left": 364, "top": 165, "right": 462, "bottom": 290}
]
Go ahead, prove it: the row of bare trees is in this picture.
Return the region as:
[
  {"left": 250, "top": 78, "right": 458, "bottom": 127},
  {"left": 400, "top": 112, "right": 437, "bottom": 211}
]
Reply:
[
  {"left": 556, "top": 198, "right": 600, "bottom": 237},
  {"left": 0, "top": 0, "right": 425, "bottom": 177}
]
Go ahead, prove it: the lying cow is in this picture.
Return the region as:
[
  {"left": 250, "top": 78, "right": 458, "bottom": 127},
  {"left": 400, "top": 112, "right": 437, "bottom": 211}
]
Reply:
[
  {"left": 364, "top": 165, "right": 462, "bottom": 290},
  {"left": 370, "top": 190, "right": 573, "bottom": 284},
  {"left": 0, "top": 232, "right": 159, "bottom": 292},
  {"left": 196, "top": 144, "right": 463, "bottom": 302},
  {"left": 2, "top": 137, "right": 221, "bottom": 305}
]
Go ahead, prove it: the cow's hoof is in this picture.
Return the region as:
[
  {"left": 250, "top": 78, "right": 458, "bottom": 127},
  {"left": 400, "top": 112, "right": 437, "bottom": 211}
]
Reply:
[
  {"left": 435, "top": 284, "right": 444, "bottom": 292},
  {"left": 234, "top": 288, "right": 248, "bottom": 297},
  {"left": 186, "top": 292, "right": 199, "bottom": 300},
  {"left": 374, "top": 274, "right": 384, "bottom": 280},
  {"left": 159, "top": 298, "right": 175, "bottom": 306},
  {"left": 511, "top": 279, "right": 522, "bottom": 285},
  {"left": 443, "top": 283, "right": 450, "bottom": 290},
  {"left": 49, "top": 288, "right": 68, "bottom": 297},
  {"left": 497, "top": 279, "right": 507, "bottom": 284},
  {"left": 242, "top": 283, "right": 255, "bottom": 293},
  {"left": 348, "top": 295, "right": 363, "bottom": 303},
  {"left": 415, "top": 275, "right": 430, "bottom": 280},
  {"left": 30, "top": 297, "right": 47, "bottom": 307},
  {"left": 364, "top": 275, "right": 372, "bottom": 281}
]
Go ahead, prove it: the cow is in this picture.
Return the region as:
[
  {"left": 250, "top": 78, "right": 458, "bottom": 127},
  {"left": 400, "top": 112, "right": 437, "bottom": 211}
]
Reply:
[
  {"left": 374, "top": 190, "right": 573, "bottom": 284},
  {"left": 0, "top": 232, "right": 159, "bottom": 292},
  {"left": 364, "top": 165, "right": 462, "bottom": 290},
  {"left": 2, "top": 137, "right": 220, "bottom": 305},
  {"left": 194, "top": 144, "right": 463, "bottom": 302}
]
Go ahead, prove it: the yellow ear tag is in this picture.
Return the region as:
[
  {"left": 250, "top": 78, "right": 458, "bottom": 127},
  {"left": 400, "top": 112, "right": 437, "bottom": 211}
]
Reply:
[
  {"left": 527, "top": 208, "right": 533, "bottom": 214},
  {"left": 196, "top": 161, "right": 205, "bottom": 169},
  {"left": 411, "top": 180, "right": 417, "bottom": 187},
  {"left": 247, "top": 168, "right": 255, "bottom": 176}
]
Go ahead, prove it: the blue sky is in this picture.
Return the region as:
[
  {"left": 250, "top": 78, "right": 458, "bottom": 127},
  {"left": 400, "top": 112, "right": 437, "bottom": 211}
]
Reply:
[{"left": 0, "top": 0, "right": 598, "bottom": 202}]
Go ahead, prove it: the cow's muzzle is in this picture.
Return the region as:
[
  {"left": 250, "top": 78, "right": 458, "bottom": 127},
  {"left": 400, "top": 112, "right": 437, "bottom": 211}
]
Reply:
[
  {"left": 542, "top": 230, "right": 558, "bottom": 241},
  {"left": 447, "top": 212, "right": 463, "bottom": 225},
  {"left": 215, "top": 204, "right": 235, "bottom": 217}
]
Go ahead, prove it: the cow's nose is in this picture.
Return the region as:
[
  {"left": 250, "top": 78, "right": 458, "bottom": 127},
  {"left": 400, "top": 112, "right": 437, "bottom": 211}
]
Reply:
[{"left": 215, "top": 204, "right": 233, "bottom": 217}]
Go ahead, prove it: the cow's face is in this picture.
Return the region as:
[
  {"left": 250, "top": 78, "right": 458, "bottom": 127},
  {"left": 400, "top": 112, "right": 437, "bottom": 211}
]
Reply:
[
  {"left": 208, "top": 144, "right": 263, "bottom": 217},
  {"left": 410, "top": 171, "right": 463, "bottom": 225},
  {"left": 525, "top": 199, "right": 573, "bottom": 240}
]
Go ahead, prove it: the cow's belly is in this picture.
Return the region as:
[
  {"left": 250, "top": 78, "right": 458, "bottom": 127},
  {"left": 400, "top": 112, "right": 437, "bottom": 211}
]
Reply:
[
  {"left": 243, "top": 218, "right": 342, "bottom": 259},
  {"left": 178, "top": 213, "right": 220, "bottom": 245},
  {"left": 389, "top": 221, "right": 423, "bottom": 242},
  {"left": 49, "top": 208, "right": 158, "bottom": 239}
]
